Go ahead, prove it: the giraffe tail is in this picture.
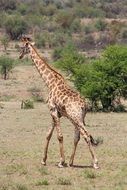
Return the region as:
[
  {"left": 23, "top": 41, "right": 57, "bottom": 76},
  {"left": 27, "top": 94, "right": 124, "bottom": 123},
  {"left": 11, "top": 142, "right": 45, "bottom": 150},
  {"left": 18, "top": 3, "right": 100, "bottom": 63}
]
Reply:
[{"left": 90, "top": 135, "right": 99, "bottom": 146}]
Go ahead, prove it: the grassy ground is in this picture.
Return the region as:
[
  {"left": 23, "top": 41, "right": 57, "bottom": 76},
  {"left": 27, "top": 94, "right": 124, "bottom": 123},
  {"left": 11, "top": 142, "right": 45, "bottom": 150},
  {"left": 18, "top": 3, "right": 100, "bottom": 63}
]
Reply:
[
  {"left": 0, "top": 102, "right": 127, "bottom": 190},
  {"left": 0, "top": 66, "right": 127, "bottom": 190}
]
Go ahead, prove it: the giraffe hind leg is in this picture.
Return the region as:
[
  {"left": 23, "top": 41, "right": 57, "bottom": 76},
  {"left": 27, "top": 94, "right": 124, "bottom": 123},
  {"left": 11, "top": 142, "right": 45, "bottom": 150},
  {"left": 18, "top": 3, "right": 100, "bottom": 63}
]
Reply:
[
  {"left": 71, "top": 119, "right": 99, "bottom": 169},
  {"left": 69, "top": 127, "right": 80, "bottom": 167}
]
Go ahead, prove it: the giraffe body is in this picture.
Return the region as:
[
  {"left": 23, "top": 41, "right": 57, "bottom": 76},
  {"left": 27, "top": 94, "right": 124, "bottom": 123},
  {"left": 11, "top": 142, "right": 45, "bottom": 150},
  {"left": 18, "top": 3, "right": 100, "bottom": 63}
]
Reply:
[{"left": 19, "top": 37, "right": 99, "bottom": 169}]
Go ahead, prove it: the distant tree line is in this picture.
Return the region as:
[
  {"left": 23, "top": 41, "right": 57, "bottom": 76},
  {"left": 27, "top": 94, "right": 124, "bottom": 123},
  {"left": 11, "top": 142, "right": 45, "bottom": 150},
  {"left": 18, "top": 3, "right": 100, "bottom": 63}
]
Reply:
[{"left": 0, "top": 0, "right": 126, "bottom": 53}]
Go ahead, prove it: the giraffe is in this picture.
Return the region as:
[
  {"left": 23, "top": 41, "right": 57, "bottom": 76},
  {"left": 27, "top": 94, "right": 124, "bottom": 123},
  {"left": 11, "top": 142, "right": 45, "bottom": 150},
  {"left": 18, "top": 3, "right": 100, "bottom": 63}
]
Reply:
[{"left": 19, "top": 37, "right": 99, "bottom": 169}]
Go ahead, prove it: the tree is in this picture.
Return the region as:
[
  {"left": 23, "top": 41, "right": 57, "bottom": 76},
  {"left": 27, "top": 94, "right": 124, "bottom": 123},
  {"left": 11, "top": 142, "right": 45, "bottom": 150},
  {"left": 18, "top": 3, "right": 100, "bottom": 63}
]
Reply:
[
  {"left": 1, "top": 35, "right": 10, "bottom": 52},
  {"left": 74, "top": 45, "right": 127, "bottom": 111},
  {"left": 4, "top": 15, "right": 28, "bottom": 40},
  {"left": 54, "top": 43, "right": 86, "bottom": 76},
  {"left": 0, "top": 56, "right": 14, "bottom": 80},
  {"left": 55, "top": 10, "right": 75, "bottom": 29}
]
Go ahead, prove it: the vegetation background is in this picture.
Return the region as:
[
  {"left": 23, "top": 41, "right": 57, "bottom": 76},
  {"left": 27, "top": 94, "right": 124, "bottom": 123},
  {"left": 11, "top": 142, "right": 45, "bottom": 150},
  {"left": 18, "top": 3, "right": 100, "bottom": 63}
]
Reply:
[{"left": 0, "top": 0, "right": 127, "bottom": 190}]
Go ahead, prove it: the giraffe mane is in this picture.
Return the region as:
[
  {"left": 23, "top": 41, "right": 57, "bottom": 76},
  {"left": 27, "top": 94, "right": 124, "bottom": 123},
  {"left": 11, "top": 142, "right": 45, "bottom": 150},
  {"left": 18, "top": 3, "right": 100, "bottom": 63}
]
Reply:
[{"left": 29, "top": 42, "right": 65, "bottom": 80}]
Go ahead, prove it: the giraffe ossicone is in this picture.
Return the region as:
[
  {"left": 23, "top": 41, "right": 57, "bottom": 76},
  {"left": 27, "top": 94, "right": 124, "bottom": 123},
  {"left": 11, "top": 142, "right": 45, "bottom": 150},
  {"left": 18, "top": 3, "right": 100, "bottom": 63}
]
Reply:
[{"left": 19, "top": 37, "right": 99, "bottom": 169}]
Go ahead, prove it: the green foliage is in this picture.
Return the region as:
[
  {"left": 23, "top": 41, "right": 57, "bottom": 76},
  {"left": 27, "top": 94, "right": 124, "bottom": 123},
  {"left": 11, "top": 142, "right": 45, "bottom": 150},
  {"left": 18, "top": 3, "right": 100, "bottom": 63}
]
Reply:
[
  {"left": 35, "top": 179, "right": 49, "bottom": 186},
  {"left": 74, "top": 45, "right": 127, "bottom": 111},
  {"left": 121, "top": 27, "right": 127, "bottom": 39},
  {"left": 17, "top": 3, "right": 28, "bottom": 15},
  {"left": 54, "top": 44, "right": 85, "bottom": 75},
  {"left": 21, "top": 100, "right": 34, "bottom": 109},
  {"left": 0, "top": 56, "right": 14, "bottom": 80},
  {"left": 54, "top": 44, "right": 127, "bottom": 112},
  {"left": 34, "top": 33, "right": 47, "bottom": 48},
  {"left": 53, "top": 46, "right": 63, "bottom": 61},
  {"left": 4, "top": 15, "right": 28, "bottom": 40},
  {"left": 0, "top": 35, "right": 10, "bottom": 51},
  {"left": 95, "top": 19, "right": 107, "bottom": 31},
  {"left": 55, "top": 10, "right": 75, "bottom": 29},
  {"left": 70, "top": 18, "right": 82, "bottom": 33}
]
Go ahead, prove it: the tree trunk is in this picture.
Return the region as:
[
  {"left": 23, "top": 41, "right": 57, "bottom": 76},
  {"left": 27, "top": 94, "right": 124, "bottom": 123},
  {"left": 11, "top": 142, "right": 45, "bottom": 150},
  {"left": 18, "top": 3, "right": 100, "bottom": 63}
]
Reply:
[{"left": 4, "top": 67, "right": 7, "bottom": 80}]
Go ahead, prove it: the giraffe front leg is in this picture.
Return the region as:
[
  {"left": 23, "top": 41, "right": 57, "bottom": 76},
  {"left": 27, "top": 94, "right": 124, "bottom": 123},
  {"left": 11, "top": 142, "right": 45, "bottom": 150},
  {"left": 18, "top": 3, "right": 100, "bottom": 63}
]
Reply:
[
  {"left": 41, "top": 121, "right": 55, "bottom": 166},
  {"left": 51, "top": 109, "right": 65, "bottom": 168},
  {"left": 69, "top": 128, "right": 80, "bottom": 167},
  {"left": 55, "top": 120, "right": 65, "bottom": 168}
]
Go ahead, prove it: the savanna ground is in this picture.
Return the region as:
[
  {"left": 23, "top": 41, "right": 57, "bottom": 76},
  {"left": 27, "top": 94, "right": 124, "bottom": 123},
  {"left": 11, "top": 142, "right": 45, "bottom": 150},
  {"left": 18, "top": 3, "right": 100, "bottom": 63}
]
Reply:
[{"left": 0, "top": 65, "right": 127, "bottom": 190}]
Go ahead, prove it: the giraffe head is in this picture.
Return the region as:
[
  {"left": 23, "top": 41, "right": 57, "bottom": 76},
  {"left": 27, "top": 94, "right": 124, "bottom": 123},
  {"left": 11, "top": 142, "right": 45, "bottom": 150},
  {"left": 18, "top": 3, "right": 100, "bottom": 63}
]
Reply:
[{"left": 19, "top": 37, "right": 34, "bottom": 59}]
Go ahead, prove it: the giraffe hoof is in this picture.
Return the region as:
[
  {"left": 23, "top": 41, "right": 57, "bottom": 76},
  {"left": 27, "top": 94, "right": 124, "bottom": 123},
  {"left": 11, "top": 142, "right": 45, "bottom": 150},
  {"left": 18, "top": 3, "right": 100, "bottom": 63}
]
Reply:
[
  {"left": 68, "top": 162, "right": 73, "bottom": 167},
  {"left": 41, "top": 160, "right": 46, "bottom": 166},
  {"left": 93, "top": 163, "right": 99, "bottom": 169},
  {"left": 58, "top": 163, "right": 64, "bottom": 168}
]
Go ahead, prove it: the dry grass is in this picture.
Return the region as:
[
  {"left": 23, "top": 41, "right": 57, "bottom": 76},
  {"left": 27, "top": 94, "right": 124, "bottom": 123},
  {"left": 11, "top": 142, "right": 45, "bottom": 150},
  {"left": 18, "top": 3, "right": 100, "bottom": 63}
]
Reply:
[{"left": 0, "top": 65, "right": 127, "bottom": 190}]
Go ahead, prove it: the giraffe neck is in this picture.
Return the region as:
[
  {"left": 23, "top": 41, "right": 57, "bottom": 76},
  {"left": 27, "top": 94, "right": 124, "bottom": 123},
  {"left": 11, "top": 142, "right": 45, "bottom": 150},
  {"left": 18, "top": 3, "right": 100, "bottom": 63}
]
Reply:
[{"left": 29, "top": 44, "right": 64, "bottom": 90}]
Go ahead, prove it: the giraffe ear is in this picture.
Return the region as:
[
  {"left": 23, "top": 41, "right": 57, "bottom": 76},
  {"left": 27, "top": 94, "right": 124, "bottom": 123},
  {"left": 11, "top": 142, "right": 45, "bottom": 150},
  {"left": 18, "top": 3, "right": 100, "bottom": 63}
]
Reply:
[{"left": 31, "top": 42, "right": 35, "bottom": 46}]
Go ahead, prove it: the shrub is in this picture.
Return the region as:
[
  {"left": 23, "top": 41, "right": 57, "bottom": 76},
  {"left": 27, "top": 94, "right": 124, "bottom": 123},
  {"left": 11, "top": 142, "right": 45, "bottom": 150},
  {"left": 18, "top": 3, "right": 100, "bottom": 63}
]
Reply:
[
  {"left": 17, "top": 3, "right": 28, "bottom": 15},
  {"left": 0, "top": 56, "right": 14, "bottom": 80},
  {"left": 121, "top": 28, "right": 127, "bottom": 39},
  {"left": 55, "top": 10, "right": 75, "bottom": 29},
  {"left": 43, "top": 4, "right": 57, "bottom": 16},
  {"left": 51, "top": 31, "right": 71, "bottom": 48},
  {"left": 21, "top": 100, "right": 34, "bottom": 109},
  {"left": 76, "top": 34, "right": 95, "bottom": 50},
  {"left": 4, "top": 15, "right": 28, "bottom": 40},
  {"left": 35, "top": 33, "right": 46, "bottom": 48},
  {"left": 0, "top": 35, "right": 10, "bottom": 52},
  {"left": 54, "top": 43, "right": 85, "bottom": 75},
  {"left": 83, "top": 25, "right": 95, "bottom": 34},
  {"left": 74, "top": 45, "right": 127, "bottom": 111},
  {"left": 95, "top": 19, "right": 107, "bottom": 31},
  {"left": 70, "top": 18, "right": 82, "bottom": 33},
  {"left": 52, "top": 46, "right": 63, "bottom": 61},
  {"left": 113, "top": 104, "right": 126, "bottom": 112}
]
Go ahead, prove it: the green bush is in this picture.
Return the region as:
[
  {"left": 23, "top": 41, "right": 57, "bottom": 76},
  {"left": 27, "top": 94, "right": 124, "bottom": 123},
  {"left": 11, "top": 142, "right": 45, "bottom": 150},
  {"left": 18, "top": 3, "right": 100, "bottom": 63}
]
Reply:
[
  {"left": 4, "top": 15, "right": 28, "bottom": 40},
  {"left": 121, "top": 27, "right": 127, "bottom": 39},
  {"left": 35, "top": 33, "right": 46, "bottom": 48},
  {"left": 95, "top": 19, "right": 107, "bottom": 31},
  {"left": 51, "top": 31, "right": 71, "bottom": 48},
  {"left": 0, "top": 35, "right": 10, "bottom": 51},
  {"left": 17, "top": 3, "right": 28, "bottom": 15},
  {"left": 74, "top": 45, "right": 127, "bottom": 111},
  {"left": 55, "top": 10, "right": 75, "bottom": 29},
  {"left": 0, "top": 56, "right": 14, "bottom": 80},
  {"left": 70, "top": 18, "right": 82, "bottom": 33},
  {"left": 52, "top": 46, "right": 63, "bottom": 61},
  {"left": 21, "top": 100, "right": 34, "bottom": 109},
  {"left": 54, "top": 43, "right": 85, "bottom": 75}
]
